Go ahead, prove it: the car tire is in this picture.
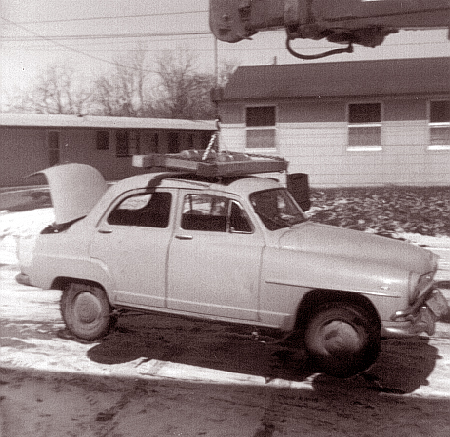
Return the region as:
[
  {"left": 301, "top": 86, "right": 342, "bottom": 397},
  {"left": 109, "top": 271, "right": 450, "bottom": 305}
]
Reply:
[
  {"left": 304, "top": 301, "right": 380, "bottom": 378},
  {"left": 60, "top": 282, "right": 112, "bottom": 341}
]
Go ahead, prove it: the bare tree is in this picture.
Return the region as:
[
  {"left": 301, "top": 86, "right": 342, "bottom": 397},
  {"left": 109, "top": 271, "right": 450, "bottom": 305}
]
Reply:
[
  {"left": 3, "top": 49, "right": 237, "bottom": 120},
  {"left": 150, "top": 51, "right": 217, "bottom": 120},
  {"left": 151, "top": 52, "right": 238, "bottom": 120},
  {"left": 92, "top": 48, "right": 151, "bottom": 117},
  {"left": 8, "top": 64, "right": 92, "bottom": 114}
]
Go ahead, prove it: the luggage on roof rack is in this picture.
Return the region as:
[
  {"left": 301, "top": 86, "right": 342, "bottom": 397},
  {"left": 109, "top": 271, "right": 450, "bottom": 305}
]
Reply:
[{"left": 132, "top": 150, "right": 288, "bottom": 177}]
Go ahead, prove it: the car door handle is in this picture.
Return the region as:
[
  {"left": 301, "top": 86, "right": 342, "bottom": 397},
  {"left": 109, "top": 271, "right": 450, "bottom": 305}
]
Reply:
[
  {"left": 98, "top": 229, "right": 112, "bottom": 234},
  {"left": 175, "top": 234, "right": 193, "bottom": 240}
]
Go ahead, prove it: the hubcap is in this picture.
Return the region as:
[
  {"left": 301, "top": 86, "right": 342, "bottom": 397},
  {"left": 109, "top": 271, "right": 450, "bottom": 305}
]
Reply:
[
  {"left": 320, "top": 321, "right": 362, "bottom": 354},
  {"left": 74, "top": 292, "right": 102, "bottom": 324}
]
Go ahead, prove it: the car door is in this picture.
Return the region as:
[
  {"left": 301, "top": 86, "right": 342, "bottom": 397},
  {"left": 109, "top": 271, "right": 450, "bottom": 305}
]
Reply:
[
  {"left": 167, "top": 191, "right": 264, "bottom": 321},
  {"left": 90, "top": 188, "right": 176, "bottom": 309}
]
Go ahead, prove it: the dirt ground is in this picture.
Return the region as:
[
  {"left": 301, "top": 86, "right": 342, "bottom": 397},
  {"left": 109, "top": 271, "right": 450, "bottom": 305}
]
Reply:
[
  {"left": 2, "top": 366, "right": 450, "bottom": 437},
  {"left": 1, "top": 256, "right": 450, "bottom": 437}
]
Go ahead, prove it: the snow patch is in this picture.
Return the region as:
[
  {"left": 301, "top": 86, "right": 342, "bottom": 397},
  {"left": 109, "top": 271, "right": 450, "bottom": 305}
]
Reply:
[
  {"left": 0, "top": 208, "right": 54, "bottom": 240},
  {"left": 0, "top": 208, "right": 54, "bottom": 264},
  {"left": 396, "top": 232, "right": 450, "bottom": 249}
]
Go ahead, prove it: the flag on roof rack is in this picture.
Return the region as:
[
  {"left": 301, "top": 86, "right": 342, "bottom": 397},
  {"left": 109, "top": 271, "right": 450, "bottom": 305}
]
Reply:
[{"left": 132, "top": 150, "right": 288, "bottom": 177}]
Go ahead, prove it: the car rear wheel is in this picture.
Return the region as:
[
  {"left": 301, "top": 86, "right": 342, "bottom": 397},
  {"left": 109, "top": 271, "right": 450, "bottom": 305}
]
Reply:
[
  {"left": 304, "top": 302, "right": 380, "bottom": 378},
  {"left": 60, "top": 283, "right": 112, "bottom": 341}
]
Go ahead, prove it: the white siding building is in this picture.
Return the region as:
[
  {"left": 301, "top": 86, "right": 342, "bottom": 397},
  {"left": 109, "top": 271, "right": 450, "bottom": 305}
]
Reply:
[{"left": 217, "top": 57, "right": 450, "bottom": 187}]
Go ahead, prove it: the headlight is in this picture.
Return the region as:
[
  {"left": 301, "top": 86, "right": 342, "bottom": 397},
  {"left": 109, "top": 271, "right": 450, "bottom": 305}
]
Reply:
[
  {"left": 408, "top": 270, "right": 436, "bottom": 306},
  {"left": 430, "top": 252, "right": 439, "bottom": 272},
  {"left": 408, "top": 271, "right": 421, "bottom": 305}
]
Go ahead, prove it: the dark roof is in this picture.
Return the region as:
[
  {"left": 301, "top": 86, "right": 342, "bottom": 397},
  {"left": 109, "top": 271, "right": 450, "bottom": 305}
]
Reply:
[
  {"left": 0, "top": 113, "right": 216, "bottom": 131},
  {"left": 223, "top": 57, "right": 450, "bottom": 100}
]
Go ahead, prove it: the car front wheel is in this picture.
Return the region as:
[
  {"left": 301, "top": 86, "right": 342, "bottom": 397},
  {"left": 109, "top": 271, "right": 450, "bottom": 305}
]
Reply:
[
  {"left": 304, "top": 302, "right": 380, "bottom": 378},
  {"left": 60, "top": 282, "right": 112, "bottom": 341}
]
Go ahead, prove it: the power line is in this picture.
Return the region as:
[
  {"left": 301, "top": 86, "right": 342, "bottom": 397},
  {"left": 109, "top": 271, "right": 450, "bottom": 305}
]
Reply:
[
  {"left": 0, "top": 30, "right": 211, "bottom": 42},
  {"left": 4, "top": 9, "right": 209, "bottom": 25},
  {"left": 3, "top": 34, "right": 213, "bottom": 48},
  {"left": 0, "top": 15, "right": 164, "bottom": 72},
  {"left": 4, "top": 38, "right": 448, "bottom": 52}
]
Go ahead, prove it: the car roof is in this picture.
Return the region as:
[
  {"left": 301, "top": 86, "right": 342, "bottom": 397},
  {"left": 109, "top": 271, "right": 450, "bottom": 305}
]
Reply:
[{"left": 109, "top": 171, "right": 283, "bottom": 198}]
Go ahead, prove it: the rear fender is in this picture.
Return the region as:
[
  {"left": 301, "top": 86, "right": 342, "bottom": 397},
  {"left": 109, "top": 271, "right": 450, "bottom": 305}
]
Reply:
[{"left": 31, "top": 254, "right": 114, "bottom": 297}]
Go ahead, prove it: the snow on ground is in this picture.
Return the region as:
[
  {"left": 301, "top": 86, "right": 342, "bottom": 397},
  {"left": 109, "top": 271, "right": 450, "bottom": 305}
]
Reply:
[
  {"left": 0, "top": 208, "right": 54, "bottom": 240},
  {"left": 392, "top": 232, "right": 450, "bottom": 248},
  {"left": 0, "top": 208, "right": 54, "bottom": 264}
]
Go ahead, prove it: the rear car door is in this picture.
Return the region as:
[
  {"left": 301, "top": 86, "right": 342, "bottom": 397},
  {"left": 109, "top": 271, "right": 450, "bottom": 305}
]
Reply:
[{"left": 90, "top": 188, "right": 176, "bottom": 309}]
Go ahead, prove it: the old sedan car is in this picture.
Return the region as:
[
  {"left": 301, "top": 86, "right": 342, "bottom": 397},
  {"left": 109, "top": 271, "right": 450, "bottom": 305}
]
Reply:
[{"left": 16, "top": 156, "right": 448, "bottom": 378}]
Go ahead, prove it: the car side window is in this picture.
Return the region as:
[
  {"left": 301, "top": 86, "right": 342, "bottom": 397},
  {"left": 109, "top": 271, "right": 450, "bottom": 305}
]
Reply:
[
  {"left": 108, "top": 192, "right": 171, "bottom": 228},
  {"left": 229, "top": 201, "right": 253, "bottom": 233},
  {"left": 181, "top": 194, "right": 228, "bottom": 232}
]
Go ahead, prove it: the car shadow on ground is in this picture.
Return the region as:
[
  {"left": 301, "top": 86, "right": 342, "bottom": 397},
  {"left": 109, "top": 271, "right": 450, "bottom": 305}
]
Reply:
[{"left": 86, "top": 312, "right": 439, "bottom": 395}]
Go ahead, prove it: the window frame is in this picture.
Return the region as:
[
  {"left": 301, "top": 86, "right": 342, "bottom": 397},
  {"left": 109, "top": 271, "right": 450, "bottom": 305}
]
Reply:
[
  {"left": 428, "top": 100, "right": 450, "bottom": 151},
  {"left": 245, "top": 105, "right": 277, "bottom": 151},
  {"left": 347, "top": 102, "right": 382, "bottom": 152}
]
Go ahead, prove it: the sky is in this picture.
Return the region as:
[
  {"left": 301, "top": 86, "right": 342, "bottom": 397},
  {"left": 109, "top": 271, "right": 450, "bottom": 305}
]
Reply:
[{"left": 1, "top": 0, "right": 449, "bottom": 107}]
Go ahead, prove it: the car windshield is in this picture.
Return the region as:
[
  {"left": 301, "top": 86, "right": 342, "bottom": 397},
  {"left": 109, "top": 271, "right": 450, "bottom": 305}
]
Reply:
[{"left": 250, "top": 188, "right": 307, "bottom": 230}]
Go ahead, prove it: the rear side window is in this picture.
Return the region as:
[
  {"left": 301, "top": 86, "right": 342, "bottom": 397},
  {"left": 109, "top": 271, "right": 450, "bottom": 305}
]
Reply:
[{"left": 108, "top": 192, "right": 171, "bottom": 228}]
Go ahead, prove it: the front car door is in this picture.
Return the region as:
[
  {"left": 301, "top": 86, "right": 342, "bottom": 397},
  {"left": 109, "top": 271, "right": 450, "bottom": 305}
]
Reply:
[
  {"left": 167, "top": 191, "right": 265, "bottom": 321},
  {"left": 90, "top": 188, "right": 176, "bottom": 309}
]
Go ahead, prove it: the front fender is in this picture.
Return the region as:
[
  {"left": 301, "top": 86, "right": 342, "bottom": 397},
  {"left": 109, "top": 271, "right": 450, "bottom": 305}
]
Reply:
[
  {"left": 263, "top": 247, "right": 409, "bottom": 298},
  {"left": 259, "top": 246, "right": 410, "bottom": 329}
]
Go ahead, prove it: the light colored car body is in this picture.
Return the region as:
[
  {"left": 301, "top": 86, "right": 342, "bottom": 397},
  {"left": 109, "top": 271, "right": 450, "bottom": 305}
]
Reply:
[{"left": 16, "top": 163, "right": 448, "bottom": 376}]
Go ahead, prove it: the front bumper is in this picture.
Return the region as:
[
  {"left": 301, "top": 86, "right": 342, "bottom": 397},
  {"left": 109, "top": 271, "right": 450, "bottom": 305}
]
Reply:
[{"left": 382, "top": 287, "right": 449, "bottom": 338}]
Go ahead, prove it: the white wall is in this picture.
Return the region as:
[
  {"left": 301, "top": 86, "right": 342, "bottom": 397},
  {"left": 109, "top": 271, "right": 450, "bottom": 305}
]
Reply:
[{"left": 219, "top": 98, "right": 450, "bottom": 187}]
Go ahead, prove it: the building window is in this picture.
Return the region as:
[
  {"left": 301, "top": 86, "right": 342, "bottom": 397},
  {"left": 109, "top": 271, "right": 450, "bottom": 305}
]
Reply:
[
  {"left": 168, "top": 132, "right": 180, "bottom": 153},
  {"left": 246, "top": 106, "right": 276, "bottom": 149},
  {"left": 149, "top": 132, "right": 159, "bottom": 153},
  {"left": 348, "top": 103, "right": 382, "bottom": 151},
  {"left": 48, "top": 131, "right": 60, "bottom": 166},
  {"left": 429, "top": 100, "right": 450, "bottom": 150},
  {"left": 116, "top": 130, "right": 140, "bottom": 157},
  {"left": 96, "top": 131, "right": 109, "bottom": 150},
  {"left": 116, "top": 130, "right": 128, "bottom": 157},
  {"left": 186, "top": 133, "right": 194, "bottom": 149},
  {"left": 128, "top": 131, "right": 140, "bottom": 155}
]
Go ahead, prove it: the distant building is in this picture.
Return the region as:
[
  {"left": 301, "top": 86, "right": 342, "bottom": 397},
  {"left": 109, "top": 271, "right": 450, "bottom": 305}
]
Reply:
[
  {"left": 217, "top": 57, "right": 450, "bottom": 187},
  {"left": 0, "top": 114, "right": 216, "bottom": 187}
]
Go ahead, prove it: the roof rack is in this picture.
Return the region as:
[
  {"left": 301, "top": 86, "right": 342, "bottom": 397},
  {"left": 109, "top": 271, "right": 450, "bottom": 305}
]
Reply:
[{"left": 132, "top": 150, "right": 288, "bottom": 178}]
